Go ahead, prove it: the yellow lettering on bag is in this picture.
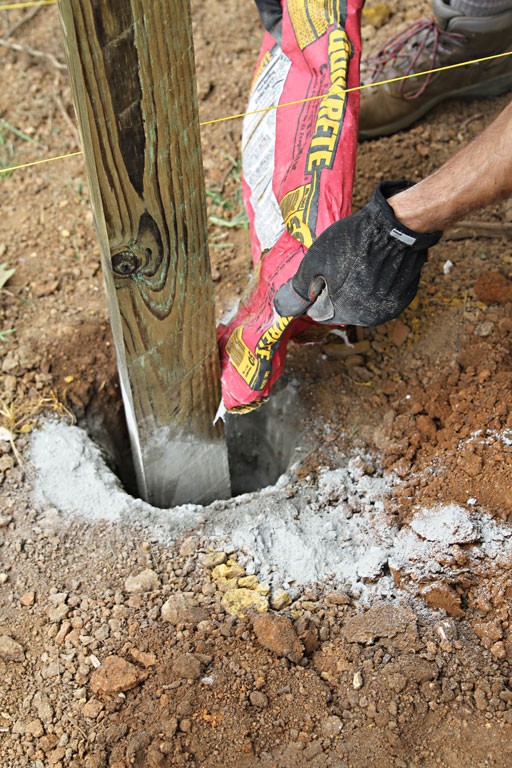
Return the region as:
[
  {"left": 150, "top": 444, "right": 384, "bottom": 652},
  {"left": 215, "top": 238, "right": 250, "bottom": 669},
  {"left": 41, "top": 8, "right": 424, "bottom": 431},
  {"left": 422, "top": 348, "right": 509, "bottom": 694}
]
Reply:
[{"left": 305, "top": 29, "right": 351, "bottom": 176}]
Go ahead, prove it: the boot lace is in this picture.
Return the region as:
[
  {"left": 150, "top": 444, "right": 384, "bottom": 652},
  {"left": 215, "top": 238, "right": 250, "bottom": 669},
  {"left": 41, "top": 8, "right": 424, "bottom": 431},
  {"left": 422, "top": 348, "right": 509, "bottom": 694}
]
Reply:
[{"left": 361, "top": 18, "right": 466, "bottom": 100}]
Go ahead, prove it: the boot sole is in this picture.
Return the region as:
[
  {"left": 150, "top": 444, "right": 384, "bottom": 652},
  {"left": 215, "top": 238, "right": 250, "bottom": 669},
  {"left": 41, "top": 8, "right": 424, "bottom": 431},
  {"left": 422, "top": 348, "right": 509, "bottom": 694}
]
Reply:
[{"left": 359, "top": 71, "right": 512, "bottom": 140}]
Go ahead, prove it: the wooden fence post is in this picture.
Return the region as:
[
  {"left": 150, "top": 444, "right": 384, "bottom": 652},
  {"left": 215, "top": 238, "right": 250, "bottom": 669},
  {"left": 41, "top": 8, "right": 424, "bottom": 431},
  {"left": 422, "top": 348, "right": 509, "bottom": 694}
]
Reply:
[{"left": 57, "top": 0, "right": 231, "bottom": 507}]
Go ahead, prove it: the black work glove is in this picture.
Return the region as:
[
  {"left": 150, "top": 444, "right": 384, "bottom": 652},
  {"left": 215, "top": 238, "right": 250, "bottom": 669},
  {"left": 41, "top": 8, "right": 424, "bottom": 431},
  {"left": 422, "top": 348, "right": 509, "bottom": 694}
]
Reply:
[
  {"left": 274, "top": 181, "right": 442, "bottom": 327},
  {"left": 254, "top": 0, "right": 283, "bottom": 32}
]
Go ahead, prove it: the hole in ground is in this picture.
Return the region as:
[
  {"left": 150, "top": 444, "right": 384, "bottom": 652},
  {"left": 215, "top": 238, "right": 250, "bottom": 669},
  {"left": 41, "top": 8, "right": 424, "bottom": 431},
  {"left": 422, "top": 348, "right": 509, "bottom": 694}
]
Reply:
[{"left": 83, "top": 382, "right": 301, "bottom": 504}]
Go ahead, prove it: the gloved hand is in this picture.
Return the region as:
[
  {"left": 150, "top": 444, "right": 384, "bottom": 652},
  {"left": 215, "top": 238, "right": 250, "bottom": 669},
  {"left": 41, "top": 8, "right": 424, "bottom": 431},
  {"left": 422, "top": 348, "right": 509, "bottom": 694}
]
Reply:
[
  {"left": 254, "top": 0, "right": 283, "bottom": 32},
  {"left": 274, "top": 180, "right": 442, "bottom": 327}
]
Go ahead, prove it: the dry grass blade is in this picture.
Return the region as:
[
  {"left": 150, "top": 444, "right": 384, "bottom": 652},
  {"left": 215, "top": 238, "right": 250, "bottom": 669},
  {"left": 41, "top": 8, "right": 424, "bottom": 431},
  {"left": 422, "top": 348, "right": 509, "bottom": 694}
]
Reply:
[
  {"left": 5, "top": 5, "right": 42, "bottom": 39},
  {"left": 0, "top": 37, "right": 66, "bottom": 70},
  {"left": 0, "top": 391, "right": 75, "bottom": 465},
  {"left": 0, "top": 262, "right": 15, "bottom": 289}
]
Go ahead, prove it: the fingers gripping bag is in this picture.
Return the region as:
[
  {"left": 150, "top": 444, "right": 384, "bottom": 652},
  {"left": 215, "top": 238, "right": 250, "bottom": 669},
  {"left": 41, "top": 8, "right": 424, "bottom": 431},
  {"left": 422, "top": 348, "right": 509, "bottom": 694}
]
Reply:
[{"left": 218, "top": 0, "right": 363, "bottom": 413}]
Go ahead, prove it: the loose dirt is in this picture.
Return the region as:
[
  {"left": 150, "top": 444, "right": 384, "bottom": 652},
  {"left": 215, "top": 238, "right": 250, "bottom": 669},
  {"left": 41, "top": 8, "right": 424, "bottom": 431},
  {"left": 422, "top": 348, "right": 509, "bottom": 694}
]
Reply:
[{"left": 1, "top": 2, "right": 512, "bottom": 767}]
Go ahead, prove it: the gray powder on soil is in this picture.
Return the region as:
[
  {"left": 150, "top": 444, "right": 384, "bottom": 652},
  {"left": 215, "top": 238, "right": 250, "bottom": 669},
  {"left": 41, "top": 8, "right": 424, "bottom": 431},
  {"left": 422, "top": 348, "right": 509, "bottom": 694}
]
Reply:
[{"left": 30, "top": 421, "right": 512, "bottom": 599}]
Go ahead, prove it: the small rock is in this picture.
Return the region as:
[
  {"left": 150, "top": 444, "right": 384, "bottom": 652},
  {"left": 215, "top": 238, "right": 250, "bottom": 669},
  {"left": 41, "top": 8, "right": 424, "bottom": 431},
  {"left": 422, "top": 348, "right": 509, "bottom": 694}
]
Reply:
[
  {"left": 475, "top": 321, "right": 494, "bottom": 338},
  {"left": 172, "top": 653, "right": 203, "bottom": 680},
  {"left": 32, "top": 279, "right": 60, "bottom": 297},
  {"left": 200, "top": 552, "right": 227, "bottom": 568},
  {"left": 304, "top": 742, "right": 324, "bottom": 761},
  {"left": 94, "top": 624, "right": 110, "bottom": 642},
  {"left": 326, "top": 591, "right": 351, "bottom": 606},
  {"left": 212, "top": 562, "right": 245, "bottom": 581},
  {"left": 20, "top": 591, "right": 35, "bottom": 607},
  {"left": 0, "top": 455, "right": 14, "bottom": 473},
  {"left": 321, "top": 715, "right": 342, "bottom": 738},
  {"left": 90, "top": 655, "right": 147, "bottom": 696},
  {"left": 353, "top": 671, "right": 364, "bottom": 690},
  {"left": 410, "top": 505, "right": 478, "bottom": 545},
  {"left": 82, "top": 698, "right": 104, "bottom": 719},
  {"left": 343, "top": 603, "right": 417, "bottom": 646},
  {"left": 48, "top": 746, "right": 66, "bottom": 763},
  {"left": 48, "top": 591, "right": 67, "bottom": 606},
  {"left": 124, "top": 568, "right": 160, "bottom": 594},
  {"left": 25, "top": 718, "right": 44, "bottom": 738},
  {"left": 491, "top": 641, "right": 507, "bottom": 659},
  {"left": 391, "top": 320, "right": 410, "bottom": 347},
  {"left": 249, "top": 691, "right": 269, "bottom": 708},
  {"left": 41, "top": 661, "right": 60, "bottom": 679},
  {"left": 32, "top": 692, "right": 53, "bottom": 724},
  {"left": 128, "top": 647, "right": 157, "bottom": 668},
  {"left": 252, "top": 614, "right": 303, "bottom": 664},
  {"left": 301, "top": 628, "right": 320, "bottom": 656},
  {"left": 422, "top": 583, "right": 464, "bottom": 618},
  {"left": 474, "top": 271, "right": 512, "bottom": 304},
  {"left": 362, "top": 2, "right": 392, "bottom": 28},
  {"left": 161, "top": 593, "right": 208, "bottom": 625},
  {"left": 55, "top": 621, "right": 71, "bottom": 646},
  {"left": 270, "top": 589, "right": 292, "bottom": 611},
  {"left": 356, "top": 547, "right": 388, "bottom": 582},
  {"left": 179, "top": 536, "right": 199, "bottom": 556},
  {"left": 0, "top": 573, "right": 8, "bottom": 584},
  {"left": 39, "top": 734, "right": 59, "bottom": 753},
  {"left": 0, "top": 635, "right": 25, "bottom": 662},
  {"left": 0, "top": 514, "right": 13, "bottom": 528},
  {"left": 238, "top": 575, "right": 259, "bottom": 590},
  {"left": 474, "top": 687, "right": 488, "bottom": 711},
  {"left": 1, "top": 351, "right": 19, "bottom": 374},
  {"left": 47, "top": 603, "right": 69, "bottom": 623},
  {"left": 222, "top": 588, "right": 269, "bottom": 618},
  {"left": 434, "top": 618, "right": 458, "bottom": 651}
]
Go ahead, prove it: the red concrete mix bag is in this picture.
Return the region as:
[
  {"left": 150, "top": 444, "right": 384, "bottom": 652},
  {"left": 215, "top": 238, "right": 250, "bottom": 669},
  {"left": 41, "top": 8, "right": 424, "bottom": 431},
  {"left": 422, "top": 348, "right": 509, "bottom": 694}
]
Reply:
[{"left": 218, "top": 0, "right": 363, "bottom": 414}]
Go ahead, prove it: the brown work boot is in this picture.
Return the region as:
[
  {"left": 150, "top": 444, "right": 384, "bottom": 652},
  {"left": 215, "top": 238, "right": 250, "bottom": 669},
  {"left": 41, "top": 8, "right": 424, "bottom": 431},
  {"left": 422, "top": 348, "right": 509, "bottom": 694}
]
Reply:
[{"left": 359, "top": 0, "right": 512, "bottom": 139}]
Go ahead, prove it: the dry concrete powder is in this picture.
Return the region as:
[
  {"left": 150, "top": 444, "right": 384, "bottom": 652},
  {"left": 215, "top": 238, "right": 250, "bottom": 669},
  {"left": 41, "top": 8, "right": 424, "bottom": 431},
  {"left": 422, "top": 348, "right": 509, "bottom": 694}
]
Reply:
[{"left": 30, "top": 421, "right": 512, "bottom": 601}]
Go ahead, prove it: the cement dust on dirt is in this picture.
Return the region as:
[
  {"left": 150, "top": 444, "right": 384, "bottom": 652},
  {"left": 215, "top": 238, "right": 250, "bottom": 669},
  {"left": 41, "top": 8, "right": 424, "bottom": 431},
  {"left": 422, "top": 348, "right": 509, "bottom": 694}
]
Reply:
[{"left": 30, "top": 420, "right": 512, "bottom": 604}]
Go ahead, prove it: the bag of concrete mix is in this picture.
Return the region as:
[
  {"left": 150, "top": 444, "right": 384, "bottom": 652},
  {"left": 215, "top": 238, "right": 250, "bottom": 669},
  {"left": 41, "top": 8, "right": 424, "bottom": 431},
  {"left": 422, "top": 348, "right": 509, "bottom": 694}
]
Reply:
[{"left": 218, "top": 0, "right": 363, "bottom": 413}]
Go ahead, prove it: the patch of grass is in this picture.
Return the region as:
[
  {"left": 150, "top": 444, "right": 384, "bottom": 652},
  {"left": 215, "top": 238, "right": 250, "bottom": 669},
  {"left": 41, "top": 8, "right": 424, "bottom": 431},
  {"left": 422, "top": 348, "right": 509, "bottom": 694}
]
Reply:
[
  {"left": 210, "top": 209, "right": 248, "bottom": 229},
  {"left": 206, "top": 152, "right": 248, "bottom": 232}
]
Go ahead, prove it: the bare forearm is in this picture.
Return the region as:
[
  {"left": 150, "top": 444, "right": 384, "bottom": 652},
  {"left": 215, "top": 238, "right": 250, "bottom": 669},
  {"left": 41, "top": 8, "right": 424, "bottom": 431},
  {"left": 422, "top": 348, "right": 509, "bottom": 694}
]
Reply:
[{"left": 388, "top": 101, "right": 512, "bottom": 233}]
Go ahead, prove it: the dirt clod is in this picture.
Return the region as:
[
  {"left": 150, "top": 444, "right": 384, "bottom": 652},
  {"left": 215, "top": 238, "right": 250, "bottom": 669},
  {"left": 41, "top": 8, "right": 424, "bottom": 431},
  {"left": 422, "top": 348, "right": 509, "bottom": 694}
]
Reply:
[
  {"left": 90, "top": 655, "right": 147, "bottom": 696},
  {"left": 253, "top": 613, "right": 304, "bottom": 664},
  {"left": 0, "top": 635, "right": 25, "bottom": 662},
  {"left": 474, "top": 271, "right": 512, "bottom": 304}
]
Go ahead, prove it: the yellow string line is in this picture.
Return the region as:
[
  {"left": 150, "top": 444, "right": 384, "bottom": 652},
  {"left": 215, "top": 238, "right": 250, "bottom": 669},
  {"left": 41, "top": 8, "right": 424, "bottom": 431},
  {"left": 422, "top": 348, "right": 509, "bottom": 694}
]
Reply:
[
  {"left": 0, "top": 1, "right": 56, "bottom": 10},
  {"left": 0, "top": 50, "right": 511, "bottom": 175},
  {"left": 200, "top": 50, "right": 512, "bottom": 126},
  {"left": 0, "top": 150, "right": 82, "bottom": 174}
]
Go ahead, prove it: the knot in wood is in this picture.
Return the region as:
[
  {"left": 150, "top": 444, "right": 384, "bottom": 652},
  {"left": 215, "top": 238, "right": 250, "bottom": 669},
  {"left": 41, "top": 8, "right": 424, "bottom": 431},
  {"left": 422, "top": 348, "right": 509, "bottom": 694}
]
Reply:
[{"left": 111, "top": 250, "right": 141, "bottom": 276}]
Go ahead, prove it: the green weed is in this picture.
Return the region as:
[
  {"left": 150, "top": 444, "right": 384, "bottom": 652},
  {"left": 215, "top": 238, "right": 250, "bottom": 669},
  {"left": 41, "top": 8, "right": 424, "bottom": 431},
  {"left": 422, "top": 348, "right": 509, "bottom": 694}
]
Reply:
[
  {"left": 0, "top": 119, "right": 39, "bottom": 178},
  {"left": 0, "top": 328, "right": 16, "bottom": 343},
  {"left": 206, "top": 152, "right": 248, "bottom": 232}
]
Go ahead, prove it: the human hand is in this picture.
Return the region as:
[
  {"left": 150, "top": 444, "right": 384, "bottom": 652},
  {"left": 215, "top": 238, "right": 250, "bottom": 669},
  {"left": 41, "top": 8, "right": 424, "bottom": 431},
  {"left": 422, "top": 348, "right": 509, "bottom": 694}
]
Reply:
[{"left": 274, "top": 181, "right": 442, "bottom": 327}]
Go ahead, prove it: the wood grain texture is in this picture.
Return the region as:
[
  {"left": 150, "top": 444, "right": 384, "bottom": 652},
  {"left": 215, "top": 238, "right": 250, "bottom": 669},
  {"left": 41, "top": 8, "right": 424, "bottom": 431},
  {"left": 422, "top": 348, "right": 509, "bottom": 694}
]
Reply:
[{"left": 58, "top": 0, "right": 230, "bottom": 507}]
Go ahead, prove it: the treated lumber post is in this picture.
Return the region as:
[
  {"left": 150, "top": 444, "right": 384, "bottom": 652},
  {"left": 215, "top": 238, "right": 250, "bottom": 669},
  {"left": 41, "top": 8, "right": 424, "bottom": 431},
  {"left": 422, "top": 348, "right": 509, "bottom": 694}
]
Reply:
[{"left": 57, "top": 0, "right": 230, "bottom": 507}]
